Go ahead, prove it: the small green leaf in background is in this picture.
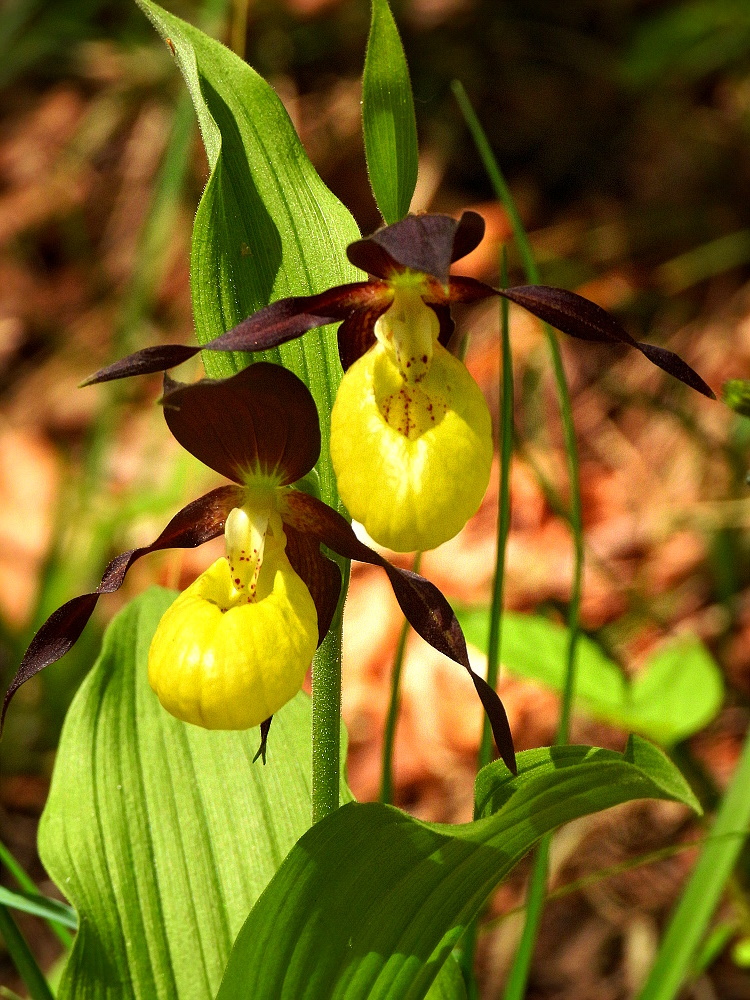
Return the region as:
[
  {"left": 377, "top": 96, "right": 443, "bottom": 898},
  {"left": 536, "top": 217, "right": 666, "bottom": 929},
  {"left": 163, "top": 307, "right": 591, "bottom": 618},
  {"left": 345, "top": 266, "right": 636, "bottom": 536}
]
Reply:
[
  {"left": 362, "top": 0, "right": 419, "bottom": 225},
  {"left": 215, "top": 736, "right": 698, "bottom": 1000},
  {"left": 425, "top": 957, "right": 468, "bottom": 1000},
  {"left": 39, "top": 588, "right": 350, "bottom": 1000},
  {"left": 137, "top": 0, "right": 360, "bottom": 508},
  {"left": 723, "top": 378, "right": 750, "bottom": 418},
  {"left": 457, "top": 608, "right": 724, "bottom": 745}
]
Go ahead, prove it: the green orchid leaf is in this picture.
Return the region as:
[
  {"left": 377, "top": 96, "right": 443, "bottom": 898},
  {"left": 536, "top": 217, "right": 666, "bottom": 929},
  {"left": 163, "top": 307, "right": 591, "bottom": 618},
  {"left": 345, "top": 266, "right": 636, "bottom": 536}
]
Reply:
[
  {"left": 215, "top": 736, "right": 698, "bottom": 999},
  {"left": 39, "top": 588, "right": 351, "bottom": 1000},
  {"left": 456, "top": 608, "right": 723, "bottom": 745},
  {"left": 136, "top": 0, "right": 360, "bottom": 507},
  {"left": 362, "top": 0, "right": 418, "bottom": 225}
]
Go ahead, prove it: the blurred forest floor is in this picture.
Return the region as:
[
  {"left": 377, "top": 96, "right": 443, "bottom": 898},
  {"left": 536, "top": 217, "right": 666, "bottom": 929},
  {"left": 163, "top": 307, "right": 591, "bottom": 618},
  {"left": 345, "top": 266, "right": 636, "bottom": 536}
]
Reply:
[{"left": 2, "top": 0, "right": 750, "bottom": 996}]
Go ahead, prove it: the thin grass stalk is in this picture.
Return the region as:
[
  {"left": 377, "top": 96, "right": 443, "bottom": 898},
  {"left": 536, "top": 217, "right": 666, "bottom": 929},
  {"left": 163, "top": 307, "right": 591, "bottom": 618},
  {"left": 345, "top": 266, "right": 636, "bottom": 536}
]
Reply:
[
  {"left": 230, "top": 0, "right": 251, "bottom": 58},
  {"left": 380, "top": 552, "right": 422, "bottom": 805},
  {"left": 0, "top": 905, "right": 55, "bottom": 1000},
  {"left": 452, "top": 80, "right": 585, "bottom": 999},
  {"left": 478, "top": 830, "right": 750, "bottom": 934},
  {"left": 0, "top": 842, "right": 72, "bottom": 949},
  {"left": 456, "top": 253, "right": 514, "bottom": 998},
  {"left": 637, "top": 726, "right": 750, "bottom": 1000},
  {"left": 479, "top": 250, "right": 514, "bottom": 769}
]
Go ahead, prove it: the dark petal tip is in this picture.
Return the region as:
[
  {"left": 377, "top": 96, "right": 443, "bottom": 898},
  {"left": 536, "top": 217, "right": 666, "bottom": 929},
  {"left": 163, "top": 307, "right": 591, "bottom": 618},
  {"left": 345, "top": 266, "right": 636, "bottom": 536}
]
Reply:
[
  {"left": 83, "top": 345, "right": 202, "bottom": 385},
  {"left": 253, "top": 717, "right": 273, "bottom": 764},
  {"left": 636, "top": 342, "right": 715, "bottom": 399}
]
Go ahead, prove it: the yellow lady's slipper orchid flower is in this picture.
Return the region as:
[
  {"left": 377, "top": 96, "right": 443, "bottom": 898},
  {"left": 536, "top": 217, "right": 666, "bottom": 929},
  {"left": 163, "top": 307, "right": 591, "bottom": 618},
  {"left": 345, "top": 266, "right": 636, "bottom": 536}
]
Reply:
[
  {"left": 86, "top": 211, "right": 713, "bottom": 556},
  {"left": 4, "top": 362, "right": 518, "bottom": 770},
  {"left": 330, "top": 272, "right": 492, "bottom": 551}
]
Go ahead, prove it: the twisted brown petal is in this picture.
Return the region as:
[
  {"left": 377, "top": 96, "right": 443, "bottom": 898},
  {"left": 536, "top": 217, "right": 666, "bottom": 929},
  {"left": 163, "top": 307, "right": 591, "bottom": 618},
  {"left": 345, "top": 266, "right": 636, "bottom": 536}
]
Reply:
[
  {"left": 441, "top": 278, "right": 715, "bottom": 400},
  {"left": 282, "top": 491, "right": 517, "bottom": 773},
  {"left": 498, "top": 285, "right": 715, "bottom": 399},
  {"left": 450, "top": 211, "right": 487, "bottom": 263},
  {"left": 1, "top": 486, "right": 244, "bottom": 732},
  {"left": 161, "top": 362, "right": 320, "bottom": 487},
  {"left": 83, "top": 283, "right": 380, "bottom": 385},
  {"left": 439, "top": 275, "right": 498, "bottom": 305}
]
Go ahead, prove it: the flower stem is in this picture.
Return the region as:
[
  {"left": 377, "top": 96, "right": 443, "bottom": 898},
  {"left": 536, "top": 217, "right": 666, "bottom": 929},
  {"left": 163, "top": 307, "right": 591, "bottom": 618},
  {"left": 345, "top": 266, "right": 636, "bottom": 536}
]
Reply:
[
  {"left": 380, "top": 551, "right": 422, "bottom": 805},
  {"left": 311, "top": 617, "right": 343, "bottom": 824},
  {"left": 452, "top": 79, "right": 585, "bottom": 999}
]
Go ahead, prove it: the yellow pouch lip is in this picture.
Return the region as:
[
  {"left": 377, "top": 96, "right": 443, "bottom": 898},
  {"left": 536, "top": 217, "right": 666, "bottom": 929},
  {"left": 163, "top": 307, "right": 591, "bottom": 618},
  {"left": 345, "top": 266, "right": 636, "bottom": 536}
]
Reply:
[
  {"left": 148, "top": 553, "right": 318, "bottom": 730},
  {"left": 330, "top": 342, "right": 493, "bottom": 552}
]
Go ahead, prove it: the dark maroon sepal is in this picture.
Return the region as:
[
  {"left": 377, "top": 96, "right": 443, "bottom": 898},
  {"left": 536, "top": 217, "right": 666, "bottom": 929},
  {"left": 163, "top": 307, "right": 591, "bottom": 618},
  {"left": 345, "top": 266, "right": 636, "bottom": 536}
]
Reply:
[
  {"left": 282, "top": 491, "right": 517, "bottom": 772},
  {"left": 1, "top": 485, "right": 243, "bottom": 733},
  {"left": 284, "top": 525, "right": 341, "bottom": 645},
  {"left": 253, "top": 717, "right": 273, "bottom": 764},
  {"left": 162, "top": 362, "right": 320, "bottom": 487},
  {"left": 84, "top": 284, "right": 377, "bottom": 385},
  {"left": 499, "top": 285, "right": 716, "bottom": 400},
  {"left": 347, "top": 212, "right": 486, "bottom": 285}
]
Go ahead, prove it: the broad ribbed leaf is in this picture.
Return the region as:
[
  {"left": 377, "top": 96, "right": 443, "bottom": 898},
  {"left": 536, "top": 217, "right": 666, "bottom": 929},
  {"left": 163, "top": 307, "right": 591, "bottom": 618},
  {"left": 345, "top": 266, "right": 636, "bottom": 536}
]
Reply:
[
  {"left": 457, "top": 609, "right": 724, "bottom": 746},
  {"left": 362, "top": 0, "right": 418, "bottom": 224},
  {"left": 137, "top": 0, "right": 360, "bottom": 507},
  {"left": 39, "top": 589, "right": 351, "bottom": 1000},
  {"left": 215, "top": 737, "right": 698, "bottom": 1000}
]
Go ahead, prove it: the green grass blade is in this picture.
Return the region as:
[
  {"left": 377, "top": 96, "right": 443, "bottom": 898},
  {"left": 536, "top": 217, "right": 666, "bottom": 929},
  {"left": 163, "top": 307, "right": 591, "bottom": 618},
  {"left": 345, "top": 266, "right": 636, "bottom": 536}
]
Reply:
[
  {"left": 479, "top": 249, "right": 514, "bottom": 771},
  {"left": 0, "top": 905, "right": 55, "bottom": 1000},
  {"left": 0, "top": 842, "right": 73, "bottom": 948},
  {"left": 637, "top": 728, "right": 750, "bottom": 1000},
  {"left": 0, "top": 887, "right": 77, "bottom": 932},
  {"left": 451, "top": 79, "right": 585, "bottom": 1000},
  {"left": 457, "top": 251, "right": 514, "bottom": 998},
  {"left": 362, "top": 0, "right": 418, "bottom": 223}
]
